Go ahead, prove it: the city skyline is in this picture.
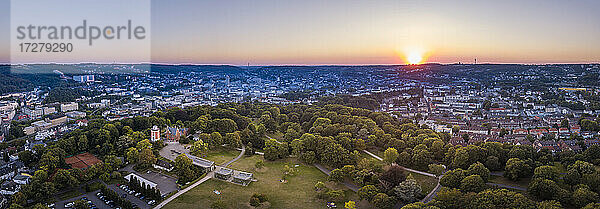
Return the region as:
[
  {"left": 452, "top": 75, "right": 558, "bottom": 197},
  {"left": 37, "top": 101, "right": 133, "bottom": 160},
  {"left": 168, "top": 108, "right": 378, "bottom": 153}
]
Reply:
[{"left": 1, "top": 0, "right": 600, "bottom": 65}]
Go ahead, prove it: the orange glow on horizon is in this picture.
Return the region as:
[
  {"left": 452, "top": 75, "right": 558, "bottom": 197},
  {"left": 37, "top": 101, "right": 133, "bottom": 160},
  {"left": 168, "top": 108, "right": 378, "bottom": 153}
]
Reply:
[{"left": 399, "top": 47, "right": 430, "bottom": 65}]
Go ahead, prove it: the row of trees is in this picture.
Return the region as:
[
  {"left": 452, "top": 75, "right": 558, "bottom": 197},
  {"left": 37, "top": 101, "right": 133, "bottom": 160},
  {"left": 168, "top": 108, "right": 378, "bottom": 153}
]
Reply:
[{"left": 128, "top": 175, "right": 162, "bottom": 201}]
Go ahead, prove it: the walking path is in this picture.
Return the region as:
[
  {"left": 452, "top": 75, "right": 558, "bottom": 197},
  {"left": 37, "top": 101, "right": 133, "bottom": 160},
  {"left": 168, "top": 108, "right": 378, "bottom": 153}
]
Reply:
[
  {"left": 313, "top": 163, "right": 360, "bottom": 192},
  {"left": 154, "top": 144, "right": 246, "bottom": 209},
  {"left": 486, "top": 182, "right": 527, "bottom": 191},
  {"left": 153, "top": 173, "right": 214, "bottom": 209}
]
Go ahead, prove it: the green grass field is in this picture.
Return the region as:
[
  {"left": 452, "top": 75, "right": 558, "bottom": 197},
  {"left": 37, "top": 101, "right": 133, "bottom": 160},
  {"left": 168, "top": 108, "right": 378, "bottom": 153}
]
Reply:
[
  {"left": 411, "top": 173, "right": 438, "bottom": 195},
  {"left": 489, "top": 175, "right": 531, "bottom": 188},
  {"left": 200, "top": 148, "right": 241, "bottom": 165},
  {"left": 165, "top": 157, "right": 363, "bottom": 209}
]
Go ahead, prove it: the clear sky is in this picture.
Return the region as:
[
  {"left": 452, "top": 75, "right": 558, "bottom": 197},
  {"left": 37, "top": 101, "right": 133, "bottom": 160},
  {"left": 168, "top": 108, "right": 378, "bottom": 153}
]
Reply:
[{"left": 1, "top": 0, "right": 600, "bottom": 65}]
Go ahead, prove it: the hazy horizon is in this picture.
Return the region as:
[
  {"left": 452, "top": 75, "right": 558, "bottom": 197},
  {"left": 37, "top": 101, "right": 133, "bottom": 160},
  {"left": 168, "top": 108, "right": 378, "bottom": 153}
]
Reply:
[{"left": 1, "top": 0, "right": 600, "bottom": 65}]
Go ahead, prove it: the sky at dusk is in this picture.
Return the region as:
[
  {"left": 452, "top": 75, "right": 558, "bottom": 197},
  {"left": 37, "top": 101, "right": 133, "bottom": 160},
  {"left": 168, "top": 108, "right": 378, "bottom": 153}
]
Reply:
[{"left": 1, "top": 0, "right": 600, "bottom": 65}]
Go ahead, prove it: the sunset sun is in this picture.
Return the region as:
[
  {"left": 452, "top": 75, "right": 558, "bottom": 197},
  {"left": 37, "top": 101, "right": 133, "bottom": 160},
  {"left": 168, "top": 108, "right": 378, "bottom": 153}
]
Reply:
[{"left": 407, "top": 52, "right": 423, "bottom": 65}]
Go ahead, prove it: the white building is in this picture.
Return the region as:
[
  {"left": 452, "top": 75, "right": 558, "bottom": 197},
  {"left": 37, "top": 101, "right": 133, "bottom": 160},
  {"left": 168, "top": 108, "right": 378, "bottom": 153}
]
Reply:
[{"left": 61, "top": 102, "right": 79, "bottom": 112}]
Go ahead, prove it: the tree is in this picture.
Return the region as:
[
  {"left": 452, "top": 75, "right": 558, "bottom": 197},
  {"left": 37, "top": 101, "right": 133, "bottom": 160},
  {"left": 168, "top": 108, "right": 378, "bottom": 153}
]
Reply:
[
  {"left": 383, "top": 147, "right": 399, "bottom": 164},
  {"left": 471, "top": 189, "right": 535, "bottom": 209},
  {"left": 537, "top": 200, "right": 562, "bottom": 209},
  {"left": 584, "top": 144, "right": 600, "bottom": 163},
  {"left": 17, "top": 150, "right": 35, "bottom": 165},
  {"left": 527, "top": 178, "right": 561, "bottom": 200},
  {"left": 209, "top": 132, "right": 223, "bottom": 147},
  {"left": 126, "top": 147, "right": 139, "bottom": 163},
  {"left": 434, "top": 187, "right": 466, "bottom": 209},
  {"left": 394, "top": 175, "right": 422, "bottom": 203},
  {"left": 460, "top": 175, "right": 486, "bottom": 193},
  {"left": 504, "top": 158, "right": 531, "bottom": 181},
  {"left": 12, "top": 192, "right": 26, "bottom": 206},
  {"left": 583, "top": 203, "right": 600, "bottom": 209},
  {"left": 485, "top": 156, "right": 502, "bottom": 171},
  {"left": 440, "top": 168, "right": 466, "bottom": 188},
  {"left": 104, "top": 155, "right": 122, "bottom": 170},
  {"left": 344, "top": 201, "right": 356, "bottom": 209},
  {"left": 379, "top": 165, "right": 407, "bottom": 190},
  {"left": 263, "top": 146, "right": 279, "bottom": 161},
  {"left": 428, "top": 164, "right": 444, "bottom": 176},
  {"left": 358, "top": 185, "right": 379, "bottom": 201},
  {"left": 138, "top": 148, "right": 157, "bottom": 167},
  {"left": 328, "top": 168, "right": 345, "bottom": 182},
  {"left": 8, "top": 204, "right": 24, "bottom": 209},
  {"left": 401, "top": 202, "right": 441, "bottom": 209},
  {"left": 53, "top": 169, "right": 79, "bottom": 189},
  {"left": 533, "top": 165, "right": 560, "bottom": 182},
  {"left": 468, "top": 162, "right": 490, "bottom": 182},
  {"left": 190, "top": 139, "right": 208, "bottom": 155},
  {"left": 31, "top": 203, "right": 50, "bottom": 209},
  {"left": 568, "top": 160, "right": 596, "bottom": 175},
  {"left": 174, "top": 154, "right": 196, "bottom": 183},
  {"left": 572, "top": 185, "right": 599, "bottom": 208},
  {"left": 412, "top": 149, "right": 433, "bottom": 170},
  {"left": 136, "top": 139, "right": 152, "bottom": 150},
  {"left": 326, "top": 189, "right": 345, "bottom": 202},
  {"left": 372, "top": 193, "right": 394, "bottom": 209}
]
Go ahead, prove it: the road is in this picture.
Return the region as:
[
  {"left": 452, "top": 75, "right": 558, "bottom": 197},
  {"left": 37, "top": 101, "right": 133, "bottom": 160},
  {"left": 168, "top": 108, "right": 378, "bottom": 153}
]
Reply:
[
  {"left": 313, "top": 163, "right": 359, "bottom": 192},
  {"left": 153, "top": 144, "right": 246, "bottom": 209}
]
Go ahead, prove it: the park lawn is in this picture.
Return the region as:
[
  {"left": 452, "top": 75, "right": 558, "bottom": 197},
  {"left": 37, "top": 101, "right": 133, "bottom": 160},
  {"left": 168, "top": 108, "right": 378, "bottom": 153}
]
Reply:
[
  {"left": 200, "top": 148, "right": 240, "bottom": 165},
  {"left": 165, "top": 157, "right": 362, "bottom": 209},
  {"left": 410, "top": 173, "right": 438, "bottom": 196},
  {"left": 266, "top": 131, "right": 285, "bottom": 141},
  {"left": 489, "top": 175, "right": 531, "bottom": 188}
]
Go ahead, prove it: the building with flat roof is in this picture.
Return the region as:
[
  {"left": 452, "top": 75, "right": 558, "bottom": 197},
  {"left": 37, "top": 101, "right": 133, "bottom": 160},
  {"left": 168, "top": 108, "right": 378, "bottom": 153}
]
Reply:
[
  {"left": 124, "top": 173, "right": 157, "bottom": 190},
  {"left": 233, "top": 171, "right": 253, "bottom": 186},
  {"left": 215, "top": 168, "right": 233, "bottom": 180}
]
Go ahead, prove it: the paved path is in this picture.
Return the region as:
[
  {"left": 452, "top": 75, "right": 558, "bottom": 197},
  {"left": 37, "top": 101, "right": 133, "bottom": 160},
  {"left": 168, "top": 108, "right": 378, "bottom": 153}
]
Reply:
[
  {"left": 153, "top": 173, "right": 214, "bottom": 209},
  {"left": 486, "top": 183, "right": 527, "bottom": 191},
  {"left": 223, "top": 144, "right": 245, "bottom": 167},
  {"left": 422, "top": 175, "right": 443, "bottom": 203},
  {"left": 314, "top": 163, "right": 360, "bottom": 192},
  {"left": 154, "top": 143, "right": 247, "bottom": 209},
  {"left": 490, "top": 171, "right": 504, "bottom": 176}
]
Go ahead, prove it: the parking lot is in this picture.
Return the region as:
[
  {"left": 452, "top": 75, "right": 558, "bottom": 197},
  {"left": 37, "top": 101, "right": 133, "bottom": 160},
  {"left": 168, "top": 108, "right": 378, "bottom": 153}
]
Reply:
[
  {"left": 54, "top": 190, "right": 110, "bottom": 209},
  {"left": 135, "top": 170, "right": 179, "bottom": 196},
  {"left": 108, "top": 184, "right": 152, "bottom": 209}
]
